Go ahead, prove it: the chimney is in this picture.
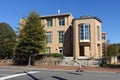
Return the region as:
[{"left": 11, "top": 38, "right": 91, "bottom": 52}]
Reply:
[{"left": 58, "top": 9, "right": 60, "bottom": 14}]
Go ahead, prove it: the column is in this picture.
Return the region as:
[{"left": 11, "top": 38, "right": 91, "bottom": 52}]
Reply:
[{"left": 73, "top": 21, "right": 79, "bottom": 60}]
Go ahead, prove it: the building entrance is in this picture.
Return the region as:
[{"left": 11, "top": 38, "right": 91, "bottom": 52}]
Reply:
[{"left": 80, "top": 46, "right": 85, "bottom": 56}]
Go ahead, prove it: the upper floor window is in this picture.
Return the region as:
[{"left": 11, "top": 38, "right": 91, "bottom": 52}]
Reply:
[
  {"left": 47, "top": 19, "right": 52, "bottom": 27},
  {"left": 79, "top": 24, "right": 90, "bottom": 41},
  {"left": 102, "top": 34, "right": 106, "bottom": 40},
  {"left": 46, "top": 32, "right": 52, "bottom": 43},
  {"left": 58, "top": 31, "right": 64, "bottom": 43},
  {"left": 59, "top": 18, "right": 65, "bottom": 26}
]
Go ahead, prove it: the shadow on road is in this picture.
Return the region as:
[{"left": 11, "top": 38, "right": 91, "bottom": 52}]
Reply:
[
  {"left": 24, "top": 71, "right": 40, "bottom": 80},
  {"left": 67, "top": 72, "right": 81, "bottom": 75},
  {"left": 52, "top": 76, "right": 67, "bottom": 80}
]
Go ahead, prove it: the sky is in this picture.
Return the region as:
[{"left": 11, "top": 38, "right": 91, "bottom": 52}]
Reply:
[{"left": 0, "top": 0, "right": 120, "bottom": 43}]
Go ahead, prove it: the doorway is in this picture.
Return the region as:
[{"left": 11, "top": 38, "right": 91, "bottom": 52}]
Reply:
[{"left": 80, "top": 46, "right": 84, "bottom": 56}]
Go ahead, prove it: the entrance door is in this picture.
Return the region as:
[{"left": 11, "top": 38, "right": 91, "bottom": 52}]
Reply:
[{"left": 80, "top": 46, "right": 84, "bottom": 56}]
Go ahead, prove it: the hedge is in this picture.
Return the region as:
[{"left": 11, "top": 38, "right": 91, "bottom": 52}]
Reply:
[{"left": 34, "top": 53, "right": 64, "bottom": 60}]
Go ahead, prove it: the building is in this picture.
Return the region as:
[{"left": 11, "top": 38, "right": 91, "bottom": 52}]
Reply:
[
  {"left": 102, "top": 32, "right": 107, "bottom": 56},
  {"left": 20, "top": 13, "right": 107, "bottom": 60}
]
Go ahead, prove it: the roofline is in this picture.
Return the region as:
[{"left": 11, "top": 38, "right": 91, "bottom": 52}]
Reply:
[
  {"left": 40, "top": 13, "right": 72, "bottom": 18},
  {"left": 102, "top": 32, "right": 107, "bottom": 34},
  {"left": 73, "top": 16, "right": 102, "bottom": 23}
]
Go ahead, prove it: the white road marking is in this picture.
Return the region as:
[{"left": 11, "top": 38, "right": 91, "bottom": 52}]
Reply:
[{"left": 0, "top": 71, "right": 39, "bottom": 80}]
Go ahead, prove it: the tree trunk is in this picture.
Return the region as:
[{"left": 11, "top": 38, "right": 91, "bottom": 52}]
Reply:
[{"left": 28, "top": 55, "right": 32, "bottom": 66}]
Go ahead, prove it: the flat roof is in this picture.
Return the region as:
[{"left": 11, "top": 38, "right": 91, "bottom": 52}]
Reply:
[
  {"left": 73, "top": 16, "right": 102, "bottom": 22},
  {"left": 102, "top": 32, "right": 107, "bottom": 34},
  {"left": 41, "top": 13, "right": 72, "bottom": 18}
]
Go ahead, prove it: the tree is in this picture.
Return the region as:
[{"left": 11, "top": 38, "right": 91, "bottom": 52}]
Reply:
[
  {"left": 0, "top": 23, "right": 16, "bottom": 59},
  {"left": 107, "top": 44, "right": 119, "bottom": 57},
  {"left": 15, "top": 12, "right": 46, "bottom": 66}
]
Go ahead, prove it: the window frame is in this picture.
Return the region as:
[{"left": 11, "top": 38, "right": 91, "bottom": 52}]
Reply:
[
  {"left": 58, "top": 31, "right": 64, "bottom": 43},
  {"left": 79, "top": 23, "right": 90, "bottom": 42},
  {"left": 102, "top": 34, "right": 106, "bottom": 40},
  {"left": 59, "top": 18, "right": 65, "bottom": 26},
  {"left": 45, "top": 47, "right": 51, "bottom": 53},
  {"left": 46, "top": 32, "right": 52, "bottom": 43},
  {"left": 47, "top": 19, "right": 52, "bottom": 27}
]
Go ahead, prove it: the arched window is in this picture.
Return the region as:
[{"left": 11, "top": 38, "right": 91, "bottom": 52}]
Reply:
[{"left": 79, "top": 24, "right": 90, "bottom": 42}]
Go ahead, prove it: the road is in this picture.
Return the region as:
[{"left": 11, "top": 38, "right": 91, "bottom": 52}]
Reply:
[{"left": 0, "top": 66, "right": 120, "bottom": 80}]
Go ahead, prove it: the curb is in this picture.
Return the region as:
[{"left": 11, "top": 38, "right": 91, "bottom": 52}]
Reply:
[{"left": 0, "top": 65, "right": 119, "bottom": 74}]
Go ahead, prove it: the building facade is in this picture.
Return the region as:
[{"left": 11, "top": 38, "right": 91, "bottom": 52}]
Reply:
[{"left": 20, "top": 13, "right": 107, "bottom": 60}]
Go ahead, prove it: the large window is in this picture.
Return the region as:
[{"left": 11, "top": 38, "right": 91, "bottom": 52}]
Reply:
[
  {"left": 79, "top": 24, "right": 90, "bottom": 41},
  {"left": 59, "top": 18, "right": 65, "bottom": 26},
  {"left": 45, "top": 47, "right": 51, "bottom": 53},
  {"left": 47, "top": 19, "right": 52, "bottom": 27},
  {"left": 46, "top": 32, "right": 52, "bottom": 43},
  {"left": 58, "top": 31, "right": 64, "bottom": 43}
]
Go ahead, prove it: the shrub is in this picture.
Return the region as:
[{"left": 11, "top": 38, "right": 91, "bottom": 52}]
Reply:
[
  {"left": 34, "top": 53, "right": 64, "bottom": 60},
  {"left": 107, "top": 64, "right": 120, "bottom": 68}
]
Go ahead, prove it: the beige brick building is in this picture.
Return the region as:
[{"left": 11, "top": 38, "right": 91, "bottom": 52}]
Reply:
[{"left": 20, "top": 13, "right": 107, "bottom": 60}]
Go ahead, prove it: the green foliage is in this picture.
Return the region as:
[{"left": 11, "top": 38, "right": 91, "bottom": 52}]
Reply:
[
  {"left": 15, "top": 11, "right": 46, "bottom": 65},
  {"left": 0, "top": 23, "right": 16, "bottom": 59},
  {"left": 34, "top": 53, "right": 64, "bottom": 60},
  {"left": 107, "top": 44, "right": 119, "bottom": 57},
  {"left": 107, "top": 64, "right": 120, "bottom": 68}
]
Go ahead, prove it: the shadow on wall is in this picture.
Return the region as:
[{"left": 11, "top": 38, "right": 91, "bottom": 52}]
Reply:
[{"left": 63, "top": 25, "right": 73, "bottom": 57}]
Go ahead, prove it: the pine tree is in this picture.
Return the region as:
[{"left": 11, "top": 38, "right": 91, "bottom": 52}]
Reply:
[
  {"left": 15, "top": 12, "right": 46, "bottom": 66},
  {"left": 0, "top": 23, "right": 16, "bottom": 59}
]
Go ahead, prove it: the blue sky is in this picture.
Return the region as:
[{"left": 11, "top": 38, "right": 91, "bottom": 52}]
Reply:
[{"left": 0, "top": 0, "right": 120, "bottom": 43}]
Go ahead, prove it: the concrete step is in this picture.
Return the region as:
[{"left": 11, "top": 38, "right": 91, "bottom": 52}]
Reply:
[{"left": 60, "top": 57, "right": 101, "bottom": 67}]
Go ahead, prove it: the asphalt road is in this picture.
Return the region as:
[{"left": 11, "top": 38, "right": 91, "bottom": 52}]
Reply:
[{"left": 0, "top": 66, "right": 120, "bottom": 80}]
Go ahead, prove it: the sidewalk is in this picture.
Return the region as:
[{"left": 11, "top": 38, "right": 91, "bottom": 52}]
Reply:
[
  {"left": 0, "top": 63, "right": 120, "bottom": 73},
  {"left": 33, "top": 65, "right": 120, "bottom": 73}
]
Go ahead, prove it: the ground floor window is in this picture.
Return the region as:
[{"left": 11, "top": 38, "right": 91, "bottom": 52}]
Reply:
[
  {"left": 45, "top": 47, "right": 51, "bottom": 53},
  {"left": 59, "top": 47, "right": 63, "bottom": 54}
]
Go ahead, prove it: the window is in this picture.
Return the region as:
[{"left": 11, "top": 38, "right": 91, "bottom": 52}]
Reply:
[
  {"left": 97, "top": 26, "right": 100, "bottom": 41},
  {"left": 46, "top": 32, "right": 52, "bottom": 43},
  {"left": 102, "top": 43, "right": 105, "bottom": 49},
  {"left": 59, "top": 18, "right": 65, "bottom": 26},
  {"left": 47, "top": 19, "right": 52, "bottom": 27},
  {"left": 102, "top": 43, "right": 105, "bottom": 53},
  {"left": 102, "top": 35, "right": 106, "bottom": 40},
  {"left": 58, "top": 31, "right": 64, "bottom": 43},
  {"left": 45, "top": 47, "right": 51, "bottom": 53},
  {"left": 79, "top": 24, "right": 90, "bottom": 41},
  {"left": 59, "top": 47, "right": 63, "bottom": 53}
]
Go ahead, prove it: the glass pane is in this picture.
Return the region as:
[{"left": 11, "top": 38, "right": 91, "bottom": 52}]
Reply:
[
  {"left": 59, "top": 31, "right": 64, "bottom": 43},
  {"left": 80, "top": 24, "right": 84, "bottom": 40},
  {"left": 45, "top": 47, "right": 51, "bottom": 53},
  {"left": 79, "top": 24, "right": 90, "bottom": 40},
  {"left": 46, "top": 32, "right": 52, "bottom": 43},
  {"left": 85, "top": 24, "right": 89, "bottom": 40},
  {"left": 59, "top": 18, "right": 65, "bottom": 26},
  {"left": 47, "top": 19, "right": 52, "bottom": 27}
]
